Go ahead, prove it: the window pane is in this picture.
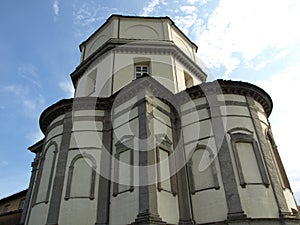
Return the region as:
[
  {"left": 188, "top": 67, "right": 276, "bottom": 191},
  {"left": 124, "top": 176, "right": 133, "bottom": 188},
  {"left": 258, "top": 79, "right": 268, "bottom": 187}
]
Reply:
[
  {"left": 192, "top": 150, "right": 214, "bottom": 191},
  {"left": 236, "top": 142, "right": 262, "bottom": 183}
]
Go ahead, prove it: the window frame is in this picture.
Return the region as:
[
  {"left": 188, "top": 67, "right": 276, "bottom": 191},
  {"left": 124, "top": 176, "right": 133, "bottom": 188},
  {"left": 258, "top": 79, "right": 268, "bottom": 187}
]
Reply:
[
  {"left": 155, "top": 135, "right": 177, "bottom": 195},
  {"left": 187, "top": 144, "right": 220, "bottom": 194},
  {"left": 65, "top": 152, "right": 97, "bottom": 200},
  {"left": 229, "top": 128, "right": 269, "bottom": 188},
  {"left": 113, "top": 136, "right": 134, "bottom": 197}
]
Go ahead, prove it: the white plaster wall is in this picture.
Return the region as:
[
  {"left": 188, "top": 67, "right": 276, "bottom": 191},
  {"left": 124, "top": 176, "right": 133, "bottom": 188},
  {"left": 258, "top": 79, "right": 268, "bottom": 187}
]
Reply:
[
  {"left": 182, "top": 120, "right": 213, "bottom": 144},
  {"left": 36, "top": 144, "right": 57, "bottom": 203},
  {"left": 73, "top": 109, "right": 105, "bottom": 117},
  {"left": 175, "top": 59, "right": 202, "bottom": 92},
  {"left": 59, "top": 149, "right": 100, "bottom": 225},
  {"left": 49, "top": 114, "right": 64, "bottom": 127},
  {"left": 239, "top": 185, "right": 278, "bottom": 218},
  {"left": 109, "top": 189, "right": 139, "bottom": 225},
  {"left": 180, "top": 97, "right": 207, "bottom": 112},
  {"left": 284, "top": 189, "right": 299, "bottom": 212},
  {"left": 46, "top": 125, "right": 63, "bottom": 142},
  {"left": 27, "top": 203, "right": 48, "bottom": 225},
  {"left": 76, "top": 53, "right": 113, "bottom": 98},
  {"left": 157, "top": 191, "right": 179, "bottom": 224},
  {"left": 84, "top": 19, "right": 114, "bottom": 59},
  {"left": 70, "top": 131, "right": 103, "bottom": 149},
  {"left": 112, "top": 53, "right": 175, "bottom": 94},
  {"left": 59, "top": 198, "right": 97, "bottom": 225},
  {"left": 190, "top": 139, "right": 227, "bottom": 223},
  {"left": 181, "top": 108, "right": 210, "bottom": 127},
  {"left": 119, "top": 18, "right": 165, "bottom": 40},
  {"left": 170, "top": 28, "right": 195, "bottom": 60},
  {"left": 223, "top": 108, "right": 279, "bottom": 218},
  {"left": 114, "top": 97, "right": 137, "bottom": 114},
  {"left": 192, "top": 188, "right": 227, "bottom": 223},
  {"left": 109, "top": 117, "right": 139, "bottom": 225}
]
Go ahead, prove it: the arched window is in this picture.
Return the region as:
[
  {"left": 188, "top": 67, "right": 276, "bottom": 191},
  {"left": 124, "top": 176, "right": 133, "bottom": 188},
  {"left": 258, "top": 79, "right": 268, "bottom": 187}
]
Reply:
[
  {"left": 229, "top": 128, "right": 269, "bottom": 188},
  {"left": 34, "top": 141, "right": 58, "bottom": 204},
  {"left": 187, "top": 144, "right": 219, "bottom": 194},
  {"left": 65, "top": 152, "right": 97, "bottom": 200}
]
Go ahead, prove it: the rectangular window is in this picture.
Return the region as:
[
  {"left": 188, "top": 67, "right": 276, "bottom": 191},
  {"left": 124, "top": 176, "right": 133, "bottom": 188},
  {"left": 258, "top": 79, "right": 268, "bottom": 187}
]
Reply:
[
  {"left": 135, "top": 65, "right": 149, "bottom": 78},
  {"left": 85, "top": 68, "right": 97, "bottom": 96},
  {"left": 113, "top": 136, "right": 134, "bottom": 197},
  {"left": 230, "top": 132, "right": 269, "bottom": 187}
]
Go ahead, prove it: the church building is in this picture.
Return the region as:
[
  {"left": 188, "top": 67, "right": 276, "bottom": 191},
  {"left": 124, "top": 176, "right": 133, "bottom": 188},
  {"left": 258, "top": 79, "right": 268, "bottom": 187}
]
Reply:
[{"left": 21, "top": 15, "right": 299, "bottom": 225}]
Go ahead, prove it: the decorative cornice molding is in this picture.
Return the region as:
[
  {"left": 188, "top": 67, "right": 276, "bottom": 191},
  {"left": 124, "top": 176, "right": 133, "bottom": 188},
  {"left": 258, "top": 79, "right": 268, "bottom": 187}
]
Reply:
[
  {"left": 39, "top": 97, "right": 114, "bottom": 134},
  {"left": 70, "top": 39, "right": 207, "bottom": 86},
  {"left": 177, "top": 79, "right": 273, "bottom": 116}
]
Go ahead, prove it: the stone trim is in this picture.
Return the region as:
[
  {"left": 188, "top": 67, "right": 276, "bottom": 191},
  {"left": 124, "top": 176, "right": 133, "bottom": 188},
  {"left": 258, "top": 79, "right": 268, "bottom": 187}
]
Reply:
[
  {"left": 177, "top": 79, "right": 272, "bottom": 116},
  {"left": 170, "top": 110, "right": 195, "bottom": 224},
  {"left": 95, "top": 109, "right": 112, "bottom": 225},
  {"left": 46, "top": 112, "right": 72, "bottom": 225},
  {"left": 155, "top": 135, "right": 177, "bottom": 195},
  {"left": 71, "top": 40, "right": 206, "bottom": 85},
  {"left": 206, "top": 93, "right": 247, "bottom": 220},
  {"left": 65, "top": 152, "right": 97, "bottom": 200},
  {"left": 229, "top": 132, "right": 269, "bottom": 188},
  {"left": 112, "top": 135, "right": 134, "bottom": 197},
  {"left": 21, "top": 143, "right": 43, "bottom": 225},
  {"left": 246, "top": 96, "right": 291, "bottom": 217},
  {"left": 31, "top": 141, "right": 58, "bottom": 205},
  {"left": 266, "top": 128, "right": 291, "bottom": 189},
  {"left": 187, "top": 144, "right": 220, "bottom": 194}
]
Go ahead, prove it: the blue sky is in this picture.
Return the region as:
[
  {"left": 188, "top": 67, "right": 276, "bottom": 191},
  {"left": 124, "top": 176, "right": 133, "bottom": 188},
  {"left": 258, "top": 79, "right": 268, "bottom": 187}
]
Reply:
[{"left": 0, "top": 0, "right": 299, "bottom": 204}]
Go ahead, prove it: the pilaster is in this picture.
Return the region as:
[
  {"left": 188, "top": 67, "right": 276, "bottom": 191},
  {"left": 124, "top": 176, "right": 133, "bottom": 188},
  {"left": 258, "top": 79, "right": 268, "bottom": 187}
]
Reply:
[{"left": 46, "top": 111, "right": 73, "bottom": 225}]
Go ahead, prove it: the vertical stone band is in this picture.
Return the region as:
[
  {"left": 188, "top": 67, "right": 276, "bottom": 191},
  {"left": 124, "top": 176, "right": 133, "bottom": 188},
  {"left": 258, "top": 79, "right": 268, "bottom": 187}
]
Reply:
[
  {"left": 95, "top": 109, "right": 112, "bottom": 225},
  {"left": 46, "top": 111, "right": 73, "bottom": 225},
  {"left": 246, "top": 96, "right": 290, "bottom": 216},
  {"left": 207, "top": 94, "right": 246, "bottom": 220}
]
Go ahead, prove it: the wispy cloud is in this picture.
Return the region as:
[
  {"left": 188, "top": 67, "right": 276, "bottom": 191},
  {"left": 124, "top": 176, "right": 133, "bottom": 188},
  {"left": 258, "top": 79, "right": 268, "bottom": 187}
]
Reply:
[
  {"left": 53, "top": 0, "right": 59, "bottom": 16},
  {"left": 194, "top": 0, "right": 300, "bottom": 77},
  {"left": 72, "top": 2, "right": 120, "bottom": 39},
  {"left": 255, "top": 64, "right": 300, "bottom": 200},
  {"left": 1, "top": 84, "right": 45, "bottom": 118},
  {"left": 59, "top": 80, "right": 74, "bottom": 98},
  {"left": 18, "top": 64, "right": 42, "bottom": 88},
  {"left": 141, "top": 0, "right": 161, "bottom": 16}
]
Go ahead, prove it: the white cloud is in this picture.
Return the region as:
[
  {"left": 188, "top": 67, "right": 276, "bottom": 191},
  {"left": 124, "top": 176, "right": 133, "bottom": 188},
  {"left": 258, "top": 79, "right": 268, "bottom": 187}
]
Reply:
[
  {"left": 59, "top": 80, "right": 74, "bottom": 98},
  {"left": 73, "top": 2, "right": 119, "bottom": 38},
  {"left": 141, "top": 0, "right": 160, "bottom": 16},
  {"left": 255, "top": 65, "right": 300, "bottom": 199},
  {"left": 194, "top": 0, "right": 300, "bottom": 77},
  {"left": 186, "top": 0, "right": 207, "bottom": 5},
  {"left": 1, "top": 85, "right": 45, "bottom": 117},
  {"left": 53, "top": 0, "right": 59, "bottom": 16}
]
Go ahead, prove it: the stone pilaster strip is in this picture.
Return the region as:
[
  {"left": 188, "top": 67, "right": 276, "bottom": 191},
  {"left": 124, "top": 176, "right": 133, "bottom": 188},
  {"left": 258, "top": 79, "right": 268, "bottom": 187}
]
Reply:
[{"left": 46, "top": 111, "right": 73, "bottom": 225}]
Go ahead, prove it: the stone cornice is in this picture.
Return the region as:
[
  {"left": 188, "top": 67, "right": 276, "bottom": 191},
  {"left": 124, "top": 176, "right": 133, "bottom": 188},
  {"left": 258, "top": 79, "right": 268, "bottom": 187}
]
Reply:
[
  {"left": 177, "top": 79, "right": 273, "bottom": 116},
  {"left": 39, "top": 96, "right": 115, "bottom": 134},
  {"left": 70, "top": 39, "right": 207, "bottom": 87}
]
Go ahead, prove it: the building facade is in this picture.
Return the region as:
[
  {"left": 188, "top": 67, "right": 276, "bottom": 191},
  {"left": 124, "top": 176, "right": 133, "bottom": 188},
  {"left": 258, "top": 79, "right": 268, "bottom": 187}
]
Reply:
[
  {"left": 0, "top": 189, "right": 27, "bottom": 225},
  {"left": 21, "top": 15, "right": 299, "bottom": 225}
]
